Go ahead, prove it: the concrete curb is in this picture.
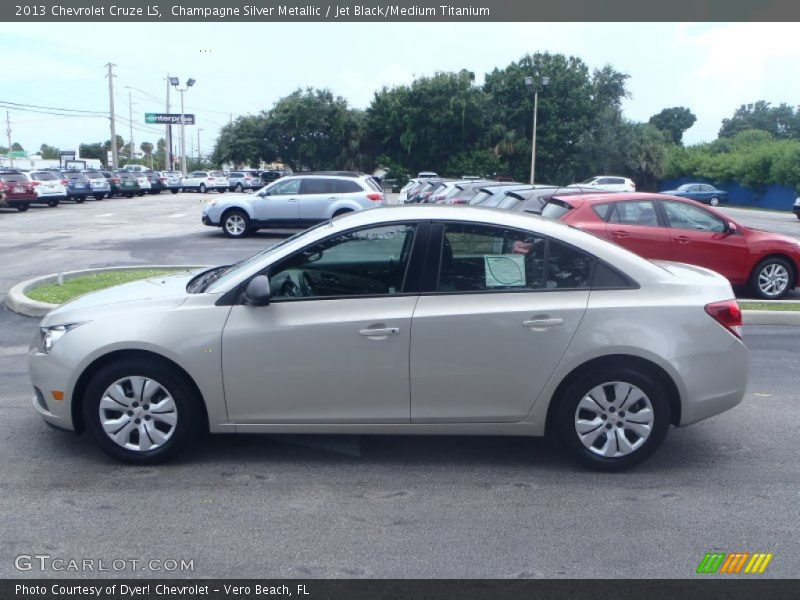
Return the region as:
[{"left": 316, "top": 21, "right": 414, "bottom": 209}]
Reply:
[
  {"left": 6, "top": 266, "right": 800, "bottom": 325},
  {"left": 5, "top": 265, "right": 206, "bottom": 318}
]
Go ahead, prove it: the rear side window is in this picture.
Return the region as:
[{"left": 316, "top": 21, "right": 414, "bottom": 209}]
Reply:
[
  {"left": 541, "top": 199, "right": 573, "bottom": 220},
  {"left": 608, "top": 201, "right": 659, "bottom": 227},
  {"left": 591, "top": 203, "right": 613, "bottom": 220},
  {"left": 338, "top": 180, "right": 363, "bottom": 193},
  {"left": 299, "top": 178, "right": 339, "bottom": 194},
  {"left": 436, "top": 223, "right": 594, "bottom": 292}
]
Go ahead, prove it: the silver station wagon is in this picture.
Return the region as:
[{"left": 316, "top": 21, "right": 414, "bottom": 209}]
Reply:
[{"left": 29, "top": 206, "right": 748, "bottom": 470}]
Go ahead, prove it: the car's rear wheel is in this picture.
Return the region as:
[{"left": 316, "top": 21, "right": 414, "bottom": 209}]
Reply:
[
  {"left": 199, "top": 184, "right": 207, "bottom": 194},
  {"left": 556, "top": 367, "right": 670, "bottom": 471},
  {"left": 333, "top": 209, "right": 353, "bottom": 218},
  {"left": 222, "top": 209, "right": 251, "bottom": 238},
  {"left": 709, "top": 196, "right": 720, "bottom": 206},
  {"left": 83, "top": 358, "right": 201, "bottom": 464},
  {"left": 94, "top": 194, "right": 105, "bottom": 201},
  {"left": 750, "top": 257, "right": 793, "bottom": 299},
  {"left": 76, "top": 197, "right": 85, "bottom": 204},
  {"left": 48, "top": 199, "right": 60, "bottom": 207},
  {"left": 171, "top": 189, "right": 179, "bottom": 194},
  {"left": 236, "top": 183, "right": 243, "bottom": 193},
  {"left": 16, "top": 203, "right": 30, "bottom": 212}
]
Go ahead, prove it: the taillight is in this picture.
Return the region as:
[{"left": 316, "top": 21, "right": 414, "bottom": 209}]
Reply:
[
  {"left": 366, "top": 193, "right": 383, "bottom": 201},
  {"left": 705, "top": 300, "right": 743, "bottom": 339},
  {"left": 208, "top": 177, "right": 215, "bottom": 180},
  {"left": 112, "top": 178, "right": 120, "bottom": 184},
  {"left": 31, "top": 181, "right": 40, "bottom": 186},
  {"left": 453, "top": 199, "right": 467, "bottom": 204},
  {"left": 61, "top": 179, "right": 68, "bottom": 185}
]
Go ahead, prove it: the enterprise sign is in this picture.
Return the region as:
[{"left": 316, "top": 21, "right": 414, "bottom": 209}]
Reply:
[{"left": 145, "top": 113, "right": 195, "bottom": 125}]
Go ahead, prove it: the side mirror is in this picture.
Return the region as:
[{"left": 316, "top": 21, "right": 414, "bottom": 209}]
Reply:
[
  {"left": 727, "top": 222, "right": 738, "bottom": 235},
  {"left": 243, "top": 275, "right": 271, "bottom": 306}
]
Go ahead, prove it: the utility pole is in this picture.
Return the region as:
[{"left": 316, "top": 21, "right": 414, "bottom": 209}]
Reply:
[
  {"left": 5, "top": 111, "right": 13, "bottom": 168},
  {"left": 165, "top": 74, "right": 172, "bottom": 170},
  {"left": 126, "top": 88, "right": 135, "bottom": 162},
  {"left": 197, "top": 128, "right": 203, "bottom": 163},
  {"left": 105, "top": 63, "right": 118, "bottom": 169}
]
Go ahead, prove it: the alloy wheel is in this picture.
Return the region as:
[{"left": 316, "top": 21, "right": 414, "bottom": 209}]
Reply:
[
  {"left": 758, "top": 263, "right": 789, "bottom": 298},
  {"left": 98, "top": 376, "right": 178, "bottom": 452},
  {"left": 225, "top": 214, "right": 246, "bottom": 236},
  {"left": 574, "top": 381, "right": 654, "bottom": 458}
]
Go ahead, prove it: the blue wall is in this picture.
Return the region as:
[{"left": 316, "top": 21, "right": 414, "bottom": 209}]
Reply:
[{"left": 658, "top": 177, "right": 797, "bottom": 211}]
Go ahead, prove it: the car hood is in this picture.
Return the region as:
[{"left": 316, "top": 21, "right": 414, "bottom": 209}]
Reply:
[{"left": 40, "top": 271, "right": 202, "bottom": 327}]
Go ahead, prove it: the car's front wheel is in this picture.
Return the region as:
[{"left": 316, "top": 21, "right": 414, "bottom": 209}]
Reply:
[
  {"left": 48, "top": 199, "right": 60, "bottom": 207},
  {"left": 750, "top": 257, "right": 793, "bottom": 299},
  {"left": 75, "top": 197, "right": 85, "bottom": 204},
  {"left": 556, "top": 367, "right": 671, "bottom": 471},
  {"left": 83, "top": 358, "right": 201, "bottom": 464},
  {"left": 171, "top": 189, "right": 179, "bottom": 194},
  {"left": 16, "top": 203, "right": 30, "bottom": 212},
  {"left": 199, "top": 184, "right": 207, "bottom": 193},
  {"left": 222, "top": 209, "right": 251, "bottom": 238}
]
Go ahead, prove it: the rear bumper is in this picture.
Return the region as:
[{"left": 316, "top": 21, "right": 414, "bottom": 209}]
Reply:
[{"left": 672, "top": 338, "right": 749, "bottom": 426}]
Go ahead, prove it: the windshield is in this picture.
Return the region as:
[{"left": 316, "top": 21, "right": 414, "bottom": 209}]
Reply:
[
  {"left": 32, "top": 171, "right": 57, "bottom": 181},
  {"left": 203, "top": 220, "right": 335, "bottom": 293},
  {"left": 579, "top": 178, "right": 598, "bottom": 184}
]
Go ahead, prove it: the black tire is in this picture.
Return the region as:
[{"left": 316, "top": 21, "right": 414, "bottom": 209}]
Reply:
[
  {"left": 555, "top": 366, "right": 671, "bottom": 471},
  {"left": 333, "top": 209, "right": 353, "bottom": 218},
  {"left": 749, "top": 257, "right": 794, "bottom": 300},
  {"left": 126, "top": 194, "right": 134, "bottom": 199},
  {"left": 236, "top": 183, "right": 244, "bottom": 193},
  {"left": 48, "top": 199, "right": 60, "bottom": 208},
  {"left": 17, "top": 203, "right": 30, "bottom": 212},
  {"left": 171, "top": 189, "right": 179, "bottom": 194},
  {"left": 94, "top": 194, "right": 105, "bottom": 201},
  {"left": 137, "top": 192, "right": 145, "bottom": 197},
  {"left": 199, "top": 184, "right": 207, "bottom": 194},
  {"left": 83, "top": 357, "right": 202, "bottom": 465},
  {"left": 75, "top": 197, "right": 86, "bottom": 204},
  {"left": 218, "top": 189, "right": 226, "bottom": 194},
  {"left": 709, "top": 196, "right": 720, "bottom": 206},
  {"left": 221, "top": 209, "right": 251, "bottom": 238}
]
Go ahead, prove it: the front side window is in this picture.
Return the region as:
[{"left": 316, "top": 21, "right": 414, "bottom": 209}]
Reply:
[
  {"left": 608, "top": 201, "right": 659, "bottom": 227},
  {"left": 268, "top": 224, "right": 417, "bottom": 300},
  {"left": 436, "top": 224, "right": 593, "bottom": 292},
  {"left": 662, "top": 201, "right": 726, "bottom": 232},
  {"left": 268, "top": 178, "right": 301, "bottom": 195}
]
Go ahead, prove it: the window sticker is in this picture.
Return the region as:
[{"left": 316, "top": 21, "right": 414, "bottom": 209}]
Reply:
[{"left": 484, "top": 254, "right": 526, "bottom": 288}]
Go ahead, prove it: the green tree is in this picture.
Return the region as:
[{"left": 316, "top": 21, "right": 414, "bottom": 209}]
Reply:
[
  {"left": 718, "top": 101, "right": 800, "bottom": 139},
  {"left": 11, "top": 142, "right": 23, "bottom": 152},
  {"left": 79, "top": 142, "right": 105, "bottom": 164},
  {"left": 649, "top": 107, "right": 697, "bottom": 145},
  {"left": 39, "top": 144, "right": 61, "bottom": 159}
]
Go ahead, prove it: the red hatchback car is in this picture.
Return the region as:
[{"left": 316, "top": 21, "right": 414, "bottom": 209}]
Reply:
[
  {"left": 0, "top": 171, "right": 36, "bottom": 212},
  {"left": 542, "top": 192, "right": 800, "bottom": 299}
]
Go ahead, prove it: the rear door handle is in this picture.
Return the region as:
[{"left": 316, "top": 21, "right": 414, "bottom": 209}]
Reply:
[
  {"left": 359, "top": 327, "right": 400, "bottom": 337},
  {"left": 287, "top": 198, "right": 297, "bottom": 202},
  {"left": 523, "top": 318, "right": 564, "bottom": 329},
  {"left": 611, "top": 230, "right": 630, "bottom": 239},
  {"left": 675, "top": 236, "right": 690, "bottom": 244}
]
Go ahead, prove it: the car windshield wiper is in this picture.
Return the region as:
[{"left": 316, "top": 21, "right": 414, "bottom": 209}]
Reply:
[{"left": 186, "top": 265, "right": 231, "bottom": 293}]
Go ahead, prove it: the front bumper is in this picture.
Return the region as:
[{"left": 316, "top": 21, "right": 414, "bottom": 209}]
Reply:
[
  {"left": 202, "top": 214, "right": 218, "bottom": 226},
  {"left": 29, "top": 348, "right": 76, "bottom": 431}
]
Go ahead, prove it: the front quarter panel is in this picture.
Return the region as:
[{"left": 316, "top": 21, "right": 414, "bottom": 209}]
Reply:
[{"left": 30, "top": 295, "right": 232, "bottom": 432}]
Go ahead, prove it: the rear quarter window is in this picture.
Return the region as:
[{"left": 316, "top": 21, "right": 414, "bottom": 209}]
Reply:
[
  {"left": 541, "top": 200, "right": 573, "bottom": 220},
  {"left": 338, "top": 180, "right": 363, "bottom": 193},
  {"left": 591, "top": 203, "right": 613, "bottom": 220}
]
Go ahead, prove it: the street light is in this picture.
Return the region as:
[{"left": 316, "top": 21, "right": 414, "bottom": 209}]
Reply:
[
  {"left": 524, "top": 74, "right": 550, "bottom": 185},
  {"left": 170, "top": 76, "right": 195, "bottom": 174}
]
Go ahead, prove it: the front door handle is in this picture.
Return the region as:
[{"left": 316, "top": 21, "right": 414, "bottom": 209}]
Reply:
[
  {"left": 358, "top": 327, "right": 400, "bottom": 338},
  {"left": 675, "top": 236, "right": 690, "bottom": 244},
  {"left": 611, "top": 230, "right": 630, "bottom": 239},
  {"left": 327, "top": 196, "right": 337, "bottom": 201},
  {"left": 523, "top": 318, "right": 564, "bottom": 329}
]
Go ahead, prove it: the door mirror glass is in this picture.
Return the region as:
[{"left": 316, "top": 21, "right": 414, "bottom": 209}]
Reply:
[
  {"left": 244, "top": 275, "right": 271, "bottom": 306},
  {"left": 727, "top": 222, "right": 737, "bottom": 234}
]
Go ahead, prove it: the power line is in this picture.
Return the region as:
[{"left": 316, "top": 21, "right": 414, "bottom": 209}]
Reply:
[{"left": 0, "top": 99, "right": 106, "bottom": 115}]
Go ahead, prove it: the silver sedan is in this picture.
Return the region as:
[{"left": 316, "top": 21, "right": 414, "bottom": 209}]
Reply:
[{"left": 29, "top": 206, "right": 749, "bottom": 470}]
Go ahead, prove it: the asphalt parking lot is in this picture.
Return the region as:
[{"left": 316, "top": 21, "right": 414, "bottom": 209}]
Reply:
[{"left": 1, "top": 193, "right": 799, "bottom": 578}]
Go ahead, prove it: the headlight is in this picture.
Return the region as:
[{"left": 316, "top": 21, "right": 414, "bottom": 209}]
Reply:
[{"left": 38, "top": 323, "right": 83, "bottom": 354}]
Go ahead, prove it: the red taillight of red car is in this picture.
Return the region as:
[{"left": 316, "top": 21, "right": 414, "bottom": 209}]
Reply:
[
  {"left": 705, "top": 300, "right": 743, "bottom": 339},
  {"left": 61, "top": 179, "right": 69, "bottom": 185},
  {"left": 366, "top": 193, "right": 383, "bottom": 201}
]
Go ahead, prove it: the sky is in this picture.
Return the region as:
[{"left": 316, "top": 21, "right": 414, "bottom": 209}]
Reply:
[{"left": 2, "top": 22, "right": 800, "bottom": 158}]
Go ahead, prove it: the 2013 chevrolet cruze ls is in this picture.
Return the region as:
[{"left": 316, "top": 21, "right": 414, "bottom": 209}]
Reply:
[{"left": 29, "top": 206, "right": 749, "bottom": 470}]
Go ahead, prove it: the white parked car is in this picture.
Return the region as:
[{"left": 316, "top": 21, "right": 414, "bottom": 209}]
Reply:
[
  {"left": 29, "top": 206, "right": 747, "bottom": 470},
  {"left": 569, "top": 176, "right": 636, "bottom": 192},
  {"left": 182, "top": 170, "right": 229, "bottom": 194},
  {"left": 24, "top": 170, "right": 66, "bottom": 207},
  {"left": 202, "top": 172, "right": 385, "bottom": 237}
]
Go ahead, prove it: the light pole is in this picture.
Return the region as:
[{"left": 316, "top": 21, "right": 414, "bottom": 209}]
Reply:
[
  {"left": 197, "top": 128, "right": 203, "bottom": 163},
  {"left": 170, "top": 76, "right": 195, "bottom": 174},
  {"left": 524, "top": 74, "right": 549, "bottom": 185}
]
